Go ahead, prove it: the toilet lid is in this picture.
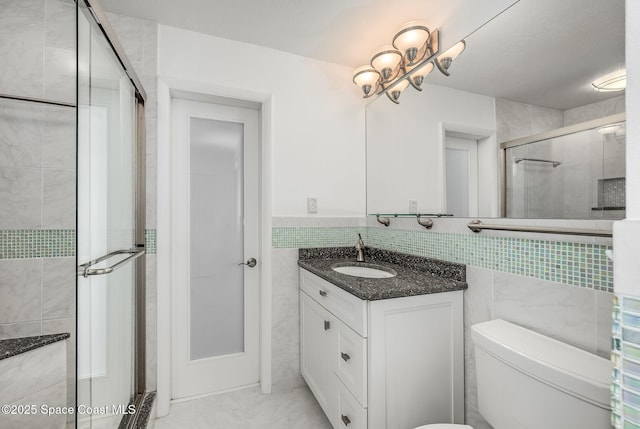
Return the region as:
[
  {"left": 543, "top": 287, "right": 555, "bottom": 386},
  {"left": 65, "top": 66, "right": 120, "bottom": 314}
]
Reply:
[{"left": 414, "top": 425, "right": 473, "bottom": 429}]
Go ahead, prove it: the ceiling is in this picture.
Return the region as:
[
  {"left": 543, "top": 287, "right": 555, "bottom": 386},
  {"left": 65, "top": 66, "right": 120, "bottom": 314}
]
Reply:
[
  {"left": 100, "top": 0, "right": 625, "bottom": 110},
  {"left": 425, "top": 0, "right": 625, "bottom": 110},
  {"left": 99, "top": 0, "right": 472, "bottom": 67}
]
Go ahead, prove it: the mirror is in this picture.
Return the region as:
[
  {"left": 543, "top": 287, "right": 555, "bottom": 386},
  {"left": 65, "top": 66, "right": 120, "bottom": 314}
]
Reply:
[{"left": 366, "top": 0, "right": 625, "bottom": 219}]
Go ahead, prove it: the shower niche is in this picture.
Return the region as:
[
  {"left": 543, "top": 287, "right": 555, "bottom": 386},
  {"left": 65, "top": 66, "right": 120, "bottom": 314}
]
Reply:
[{"left": 502, "top": 113, "right": 626, "bottom": 219}]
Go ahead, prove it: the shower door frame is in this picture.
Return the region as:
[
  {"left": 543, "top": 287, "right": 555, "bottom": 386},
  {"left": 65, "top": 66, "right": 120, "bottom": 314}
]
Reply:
[
  {"left": 78, "top": 0, "right": 148, "bottom": 426},
  {"left": 499, "top": 111, "right": 626, "bottom": 217}
]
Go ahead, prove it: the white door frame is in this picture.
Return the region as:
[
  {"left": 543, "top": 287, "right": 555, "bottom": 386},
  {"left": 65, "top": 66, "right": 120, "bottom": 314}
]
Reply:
[
  {"left": 439, "top": 123, "right": 498, "bottom": 217},
  {"left": 156, "top": 77, "right": 273, "bottom": 417}
]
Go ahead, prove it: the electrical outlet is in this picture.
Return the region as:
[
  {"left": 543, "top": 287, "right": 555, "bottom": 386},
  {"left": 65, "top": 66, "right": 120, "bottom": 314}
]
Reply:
[
  {"left": 307, "top": 197, "right": 318, "bottom": 214},
  {"left": 409, "top": 200, "right": 418, "bottom": 214}
]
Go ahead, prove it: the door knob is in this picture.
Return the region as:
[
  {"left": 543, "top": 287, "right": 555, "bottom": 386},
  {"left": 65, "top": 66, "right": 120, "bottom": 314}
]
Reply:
[{"left": 238, "top": 258, "right": 257, "bottom": 268}]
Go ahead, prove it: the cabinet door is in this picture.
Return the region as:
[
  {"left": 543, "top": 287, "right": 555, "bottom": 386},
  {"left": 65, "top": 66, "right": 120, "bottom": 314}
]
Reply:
[
  {"left": 300, "top": 290, "right": 335, "bottom": 422},
  {"left": 368, "top": 291, "right": 464, "bottom": 429}
]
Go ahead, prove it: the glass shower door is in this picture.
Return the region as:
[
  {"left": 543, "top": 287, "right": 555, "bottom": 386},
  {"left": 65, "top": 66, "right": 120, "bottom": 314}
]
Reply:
[{"left": 76, "top": 5, "right": 140, "bottom": 428}]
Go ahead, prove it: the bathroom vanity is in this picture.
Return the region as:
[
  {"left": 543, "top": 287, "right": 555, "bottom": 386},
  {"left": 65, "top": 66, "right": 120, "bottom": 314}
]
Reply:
[{"left": 298, "top": 248, "right": 467, "bottom": 429}]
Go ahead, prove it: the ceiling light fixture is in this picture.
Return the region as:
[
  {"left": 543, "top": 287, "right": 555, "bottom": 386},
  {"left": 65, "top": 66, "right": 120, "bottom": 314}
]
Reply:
[
  {"left": 353, "top": 22, "right": 459, "bottom": 104},
  {"left": 592, "top": 70, "right": 626, "bottom": 92}
]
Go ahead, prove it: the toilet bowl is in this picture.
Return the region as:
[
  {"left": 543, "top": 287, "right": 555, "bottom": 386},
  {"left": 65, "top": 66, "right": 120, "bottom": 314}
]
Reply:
[{"left": 413, "top": 319, "right": 612, "bottom": 429}]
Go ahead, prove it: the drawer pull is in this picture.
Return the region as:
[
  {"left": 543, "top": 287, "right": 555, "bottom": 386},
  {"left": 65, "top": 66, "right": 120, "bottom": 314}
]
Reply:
[
  {"left": 319, "top": 290, "right": 327, "bottom": 297},
  {"left": 341, "top": 414, "right": 351, "bottom": 426},
  {"left": 324, "top": 320, "right": 331, "bottom": 330},
  {"left": 341, "top": 352, "right": 351, "bottom": 362}
]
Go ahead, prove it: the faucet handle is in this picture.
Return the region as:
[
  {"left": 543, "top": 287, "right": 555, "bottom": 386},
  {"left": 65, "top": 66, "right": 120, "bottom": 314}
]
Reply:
[{"left": 356, "top": 233, "right": 365, "bottom": 262}]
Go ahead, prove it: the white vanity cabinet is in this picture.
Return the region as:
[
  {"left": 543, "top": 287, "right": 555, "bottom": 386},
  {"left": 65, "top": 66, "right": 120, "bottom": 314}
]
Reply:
[{"left": 300, "top": 268, "right": 464, "bottom": 429}]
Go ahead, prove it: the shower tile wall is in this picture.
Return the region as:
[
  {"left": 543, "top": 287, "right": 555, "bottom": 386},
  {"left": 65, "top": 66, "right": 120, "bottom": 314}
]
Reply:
[
  {"left": 0, "top": 0, "right": 76, "bottom": 412},
  {"left": 564, "top": 95, "right": 625, "bottom": 126},
  {"left": 106, "top": 12, "right": 159, "bottom": 391}
]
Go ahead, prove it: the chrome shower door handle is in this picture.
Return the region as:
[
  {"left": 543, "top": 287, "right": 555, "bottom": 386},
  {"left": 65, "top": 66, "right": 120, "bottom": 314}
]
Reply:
[
  {"left": 238, "top": 258, "right": 257, "bottom": 268},
  {"left": 78, "top": 248, "right": 145, "bottom": 278}
]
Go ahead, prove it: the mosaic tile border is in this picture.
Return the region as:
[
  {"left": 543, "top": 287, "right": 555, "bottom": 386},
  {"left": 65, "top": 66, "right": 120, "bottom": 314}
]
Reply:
[
  {"left": 272, "top": 226, "right": 367, "bottom": 250},
  {"left": 0, "top": 230, "right": 75, "bottom": 259},
  {"left": 612, "top": 295, "right": 640, "bottom": 429},
  {"left": 0, "top": 229, "right": 157, "bottom": 259},
  {"left": 145, "top": 229, "right": 157, "bottom": 254},
  {"left": 272, "top": 226, "right": 613, "bottom": 292}
]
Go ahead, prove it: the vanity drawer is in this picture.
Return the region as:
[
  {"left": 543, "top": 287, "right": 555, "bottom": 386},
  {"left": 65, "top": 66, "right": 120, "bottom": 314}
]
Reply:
[
  {"left": 336, "top": 380, "right": 367, "bottom": 429},
  {"left": 300, "top": 269, "right": 368, "bottom": 337},
  {"left": 335, "top": 318, "right": 367, "bottom": 407}
]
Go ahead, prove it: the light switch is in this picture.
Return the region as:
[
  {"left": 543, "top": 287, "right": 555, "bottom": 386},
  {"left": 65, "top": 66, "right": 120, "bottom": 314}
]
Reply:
[{"left": 307, "top": 197, "right": 318, "bottom": 214}]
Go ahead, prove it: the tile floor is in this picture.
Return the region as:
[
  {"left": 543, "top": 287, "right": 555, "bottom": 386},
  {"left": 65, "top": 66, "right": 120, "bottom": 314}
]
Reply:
[{"left": 154, "top": 385, "right": 332, "bottom": 429}]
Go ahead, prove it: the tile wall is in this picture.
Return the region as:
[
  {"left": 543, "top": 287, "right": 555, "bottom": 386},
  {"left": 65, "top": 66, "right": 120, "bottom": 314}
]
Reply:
[
  {"left": 0, "top": 2, "right": 160, "bottom": 415},
  {"left": 612, "top": 295, "right": 640, "bottom": 429},
  {"left": 0, "top": 0, "right": 76, "bottom": 413}
]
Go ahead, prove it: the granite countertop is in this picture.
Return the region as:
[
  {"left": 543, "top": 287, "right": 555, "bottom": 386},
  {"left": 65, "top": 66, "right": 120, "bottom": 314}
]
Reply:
[
  {"left": 0, "top": 333, "right": 70, "bottom": 361},
  {"left": 298, "top": 247, "right": 467, "bottom": 301}
]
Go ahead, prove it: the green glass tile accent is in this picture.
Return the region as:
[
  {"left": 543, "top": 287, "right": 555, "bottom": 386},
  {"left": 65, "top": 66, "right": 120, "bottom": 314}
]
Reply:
[
  {"left": 364, "top": 227, "right": 613, "bottom": 292},
  {"left": 273, "top": 226, "right": 613, "bottom": 292},
  {"left": 625, "top": 375, "right": 640, "bottom": 394},
  {"left": 625, "top": 344, "right": 640, "bottom": 362},
  {"left": 0, "top": 229, "right": 75, "bottom": 259},
  {"left": 625, "top": 419, "right": 640, "bottom": 429},
  {"left": 612, "top": 294, "right": 640, "bottom": 429},
  {"left": 625, "top": 297, "right": 640, "bottom": 314},
  {"left": 625, "top": 360, "right": 640, "bottom": 376},
  {"left": 624, "top": 406, "right": 640, "bottom": 426},
  {"left": 625, "top": 329, "right": 640, "bottom": 345},
  {"left": 145, "top": 229, "right": 157, "bottom": 254},
  {"left": 626, "top": 314, "right": 640, "bottom": 329},
  {"left": 0, "top": 229, "right": 157, "bottom": 258},
  {"left": 272, "top": 227, "right": 366, "bottom": 249},
  {"left": 614, "top": 295, "right": 623, "bottom": 428}
]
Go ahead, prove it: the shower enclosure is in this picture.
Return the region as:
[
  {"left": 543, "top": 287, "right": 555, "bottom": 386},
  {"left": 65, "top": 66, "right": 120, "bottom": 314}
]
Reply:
[
  {"left": 76, "top": 1, "right": 147, "bottom": 428},
  {"left": 0, "top": 0, "right": 147, "bottom": 427},
  {"left": 501, "top": 113, "right": 626, "bottom": 219}
]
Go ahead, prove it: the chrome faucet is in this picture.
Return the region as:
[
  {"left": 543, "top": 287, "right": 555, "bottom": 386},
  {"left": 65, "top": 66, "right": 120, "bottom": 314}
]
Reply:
[{"left": 356, "top": 233, "right": 365, "bottom": 262}]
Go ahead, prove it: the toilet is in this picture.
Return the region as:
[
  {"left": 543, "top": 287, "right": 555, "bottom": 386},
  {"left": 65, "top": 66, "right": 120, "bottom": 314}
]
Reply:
[{"left": 415, "top": 319, "right": 612, "bottom": 429}]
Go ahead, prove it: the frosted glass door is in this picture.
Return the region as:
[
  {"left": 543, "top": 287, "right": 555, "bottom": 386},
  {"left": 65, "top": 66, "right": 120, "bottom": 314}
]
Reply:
[
  {"left": 189, "top": 118, "right": 245, "bottom": 360},
  {"left": 77, "top": 6, "right": 137, "bottom": 428},
  {"left": 171, "top": 98, "right": 260, "bottom": 399}
]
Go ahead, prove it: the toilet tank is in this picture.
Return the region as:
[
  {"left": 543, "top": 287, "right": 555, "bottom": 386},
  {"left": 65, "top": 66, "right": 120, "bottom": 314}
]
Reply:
[{"left": 471, "top": 319, "right": 612, "bottom": 429}]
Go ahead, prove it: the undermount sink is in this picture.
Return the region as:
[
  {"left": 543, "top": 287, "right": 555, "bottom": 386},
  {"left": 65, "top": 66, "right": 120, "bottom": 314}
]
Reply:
[{"left": 331, "top": 264, "right": 397, "bottom": 279}]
